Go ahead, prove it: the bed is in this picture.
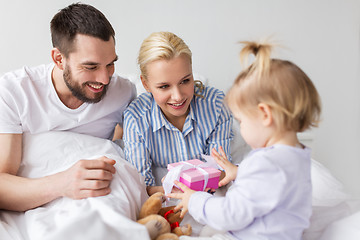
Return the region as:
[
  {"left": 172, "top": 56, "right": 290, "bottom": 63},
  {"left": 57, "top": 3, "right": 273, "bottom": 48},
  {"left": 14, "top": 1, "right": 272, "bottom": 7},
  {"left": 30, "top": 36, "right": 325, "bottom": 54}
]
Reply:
[{"left": 1, "top": 130, "right": 359, "bottom": 240}]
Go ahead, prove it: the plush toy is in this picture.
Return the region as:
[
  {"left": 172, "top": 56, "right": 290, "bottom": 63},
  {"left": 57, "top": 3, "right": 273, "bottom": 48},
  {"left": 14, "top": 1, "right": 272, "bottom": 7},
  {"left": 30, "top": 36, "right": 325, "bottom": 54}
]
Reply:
[{"left": 137, "top": 192, "right": 192, "bottom": 240}]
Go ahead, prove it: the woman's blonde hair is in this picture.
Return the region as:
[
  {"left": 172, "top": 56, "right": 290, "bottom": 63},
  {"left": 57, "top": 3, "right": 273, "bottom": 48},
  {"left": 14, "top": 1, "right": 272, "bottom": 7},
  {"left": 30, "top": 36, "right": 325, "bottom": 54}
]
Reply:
[
  {"left": 138, "top": 31, "right": 192, "bottom": 80},
  {"left": 227, "top": 41, "right": 321, "bottom": 132}
]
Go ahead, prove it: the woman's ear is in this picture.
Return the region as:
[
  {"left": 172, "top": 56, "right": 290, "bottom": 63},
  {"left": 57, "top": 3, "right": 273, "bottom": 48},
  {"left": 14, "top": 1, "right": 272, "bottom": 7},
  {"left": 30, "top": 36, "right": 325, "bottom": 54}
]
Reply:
[
  {"left": 258, "top": 103, "right": 273, "bottom": 127},
  {"left": 140, "top": 75, "right": 150, "bottom": 92},
  {"left": 51, "top": 48, "right": 64, "bottom": 70}
]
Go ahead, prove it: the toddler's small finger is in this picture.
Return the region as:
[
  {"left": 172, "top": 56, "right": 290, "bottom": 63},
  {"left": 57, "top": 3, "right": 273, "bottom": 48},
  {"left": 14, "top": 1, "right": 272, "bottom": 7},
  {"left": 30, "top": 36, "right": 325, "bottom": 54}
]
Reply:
[
  {"left": 211, "top": 148, "right": 219, "bottom": 156},
  {"left": 220, "top": 150, "right": 227, "bottom": 159},
  {"left": 174, "top": 204, "right": 181, "bottom": 212},
  {"left": 167, "top": 193, "right": 177, "bottom": 199},
  {"left": 180, "top": 209, "right": 187, "bottom": 218},
  {"left": 174, "top": 180, "right": 189, "bottom": 191}
]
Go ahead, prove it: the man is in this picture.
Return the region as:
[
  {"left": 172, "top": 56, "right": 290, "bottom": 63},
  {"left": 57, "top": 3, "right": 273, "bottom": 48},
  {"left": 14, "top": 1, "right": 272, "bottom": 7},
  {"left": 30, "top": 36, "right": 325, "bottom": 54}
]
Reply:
[{"left": 0, "top": 3, "right": 136, "bottom": 211}]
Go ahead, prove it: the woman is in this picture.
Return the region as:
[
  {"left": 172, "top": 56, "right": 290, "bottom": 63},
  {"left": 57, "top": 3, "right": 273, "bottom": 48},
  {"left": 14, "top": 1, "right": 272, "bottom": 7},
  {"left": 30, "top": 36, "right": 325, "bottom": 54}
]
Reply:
[{"left": 123, "top": 32, "right": 233, "bottom": 195}]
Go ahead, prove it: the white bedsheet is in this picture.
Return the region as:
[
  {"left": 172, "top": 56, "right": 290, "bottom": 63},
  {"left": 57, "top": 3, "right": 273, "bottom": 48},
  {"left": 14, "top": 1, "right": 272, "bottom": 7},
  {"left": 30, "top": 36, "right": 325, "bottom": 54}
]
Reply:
[
  {"left": 0, "top": 131, "right": 150, "bottom": 240},
  {"left": 1, "top": 131, "right": 360, "bottom": 239}
]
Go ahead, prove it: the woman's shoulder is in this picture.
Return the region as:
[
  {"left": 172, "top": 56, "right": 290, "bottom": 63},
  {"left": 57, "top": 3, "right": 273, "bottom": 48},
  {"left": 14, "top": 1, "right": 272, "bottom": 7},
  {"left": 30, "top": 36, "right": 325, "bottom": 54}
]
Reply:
[
  {"left": 196, "top": 85, "right": 225, "bottom": 103},
  {"left": 193, "top": 85, "right": 227, "bottom": 115},
  {"left": 191, "top": 85, "right": 230, "bottom": 125},
  {"left": 124, "top": 92, "right": 153, "bottom": 119}
]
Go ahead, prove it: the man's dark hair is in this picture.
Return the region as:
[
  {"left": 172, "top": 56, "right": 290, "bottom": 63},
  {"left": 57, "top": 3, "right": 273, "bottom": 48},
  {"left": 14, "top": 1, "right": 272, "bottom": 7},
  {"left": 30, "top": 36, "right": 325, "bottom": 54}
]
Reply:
[{"left": 50, "top": 3, "right": 115, "bottom": 57}]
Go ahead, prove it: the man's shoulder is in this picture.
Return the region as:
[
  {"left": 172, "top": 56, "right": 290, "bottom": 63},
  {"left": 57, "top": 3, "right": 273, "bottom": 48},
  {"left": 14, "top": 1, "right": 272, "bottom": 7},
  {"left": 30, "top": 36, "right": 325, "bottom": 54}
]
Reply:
[
  {"left": 106, "top": 74, "right": 137, "bottom": 104},
  {"left": 0, "top": 64, "right": 53, "bottom": 97},
  {"left": 111, "top": 74, "right": 136, "bottom": 92},
  {"left": 1, "top": 64, "right": 53, "bottom": 84}
]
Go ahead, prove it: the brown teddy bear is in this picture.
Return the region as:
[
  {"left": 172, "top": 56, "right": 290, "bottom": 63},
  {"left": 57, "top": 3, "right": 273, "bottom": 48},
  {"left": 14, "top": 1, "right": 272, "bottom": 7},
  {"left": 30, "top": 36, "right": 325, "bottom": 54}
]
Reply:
[{"left": 137, "top": 192, "right": 192, "bottom": 240}]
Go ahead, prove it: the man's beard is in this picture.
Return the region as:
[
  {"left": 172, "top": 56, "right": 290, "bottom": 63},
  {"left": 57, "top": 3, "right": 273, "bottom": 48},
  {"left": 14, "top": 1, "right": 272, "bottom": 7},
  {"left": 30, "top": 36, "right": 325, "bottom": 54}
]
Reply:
[{"left": 63, "top": 66, "right": 109, "bottom": 103}]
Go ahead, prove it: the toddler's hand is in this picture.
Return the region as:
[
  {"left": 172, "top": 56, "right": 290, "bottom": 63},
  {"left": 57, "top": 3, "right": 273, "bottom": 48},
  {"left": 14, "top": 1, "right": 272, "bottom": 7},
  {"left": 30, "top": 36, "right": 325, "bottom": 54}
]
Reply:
[
  {"left": 212, "top": 147, "right": 238, "bottom": 187},
  {"left": 167, "top": 180, "right": 195, "bottom": 218},
  {"left": 161, "top": 175, "right": 183, "bottom": 193}
]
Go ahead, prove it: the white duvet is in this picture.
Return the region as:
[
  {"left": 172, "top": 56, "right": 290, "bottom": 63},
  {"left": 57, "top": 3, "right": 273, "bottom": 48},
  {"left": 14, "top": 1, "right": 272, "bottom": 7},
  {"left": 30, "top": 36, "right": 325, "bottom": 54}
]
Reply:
[
  {"left": 1, "top": 130, "right": 360, "bottom": 240},
  {"left": 0, "top": 131, "right": 150, "bottom": 240}
]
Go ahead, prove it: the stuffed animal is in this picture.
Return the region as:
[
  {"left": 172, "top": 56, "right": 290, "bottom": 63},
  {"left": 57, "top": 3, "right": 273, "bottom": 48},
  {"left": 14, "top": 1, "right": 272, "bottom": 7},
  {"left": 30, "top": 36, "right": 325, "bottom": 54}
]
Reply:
[{"left": 137, "top": 192, "right": 192, "bottom": 240}]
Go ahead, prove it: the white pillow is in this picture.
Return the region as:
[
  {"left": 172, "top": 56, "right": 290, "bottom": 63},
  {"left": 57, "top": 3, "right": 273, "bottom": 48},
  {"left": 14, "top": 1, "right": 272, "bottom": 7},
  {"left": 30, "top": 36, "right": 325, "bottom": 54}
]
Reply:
[
  {"left": 303, "top": 159, "right": 360, "bottom": 240},
  {"left": 318, "top": 210, "right": 360, "bottom": 240}
]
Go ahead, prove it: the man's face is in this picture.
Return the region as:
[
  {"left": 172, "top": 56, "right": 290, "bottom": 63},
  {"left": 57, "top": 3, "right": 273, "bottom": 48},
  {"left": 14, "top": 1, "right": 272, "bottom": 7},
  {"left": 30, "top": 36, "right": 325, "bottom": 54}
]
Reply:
[
  {"left": 62, "top": 34, "right": 117, "bottom": 103},
  {"left": 63, "top": 64, "right": 108, "bottom": 103}
]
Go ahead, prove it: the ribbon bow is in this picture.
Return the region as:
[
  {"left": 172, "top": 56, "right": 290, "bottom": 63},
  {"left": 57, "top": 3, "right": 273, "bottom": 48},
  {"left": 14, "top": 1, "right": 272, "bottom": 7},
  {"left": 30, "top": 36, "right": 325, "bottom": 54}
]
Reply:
[{"left": 164, "top": 210, "right": 180, "bottom": 230}]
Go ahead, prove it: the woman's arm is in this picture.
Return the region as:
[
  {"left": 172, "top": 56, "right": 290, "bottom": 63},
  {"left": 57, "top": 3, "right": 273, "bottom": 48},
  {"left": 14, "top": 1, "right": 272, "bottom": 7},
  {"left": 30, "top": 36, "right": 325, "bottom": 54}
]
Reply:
[
  {"left": 112, "top": 124, "right": 123, "bottom": 141},
  {"left": 123, "top": 113, "right": 157, "bottom": 190}
]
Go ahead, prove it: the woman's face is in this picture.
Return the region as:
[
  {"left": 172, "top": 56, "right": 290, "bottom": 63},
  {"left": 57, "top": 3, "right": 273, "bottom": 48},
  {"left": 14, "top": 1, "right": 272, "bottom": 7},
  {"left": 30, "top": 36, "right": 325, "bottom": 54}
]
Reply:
[{"left": 142, "top": 54, "right": 194, "bottom": 126}]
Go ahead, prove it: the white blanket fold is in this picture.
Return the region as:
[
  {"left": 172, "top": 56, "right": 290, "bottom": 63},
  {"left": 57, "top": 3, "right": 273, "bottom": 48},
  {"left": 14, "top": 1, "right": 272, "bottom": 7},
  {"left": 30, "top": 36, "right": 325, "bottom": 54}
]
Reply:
[{"left": 0, "top": 131, "right": 150, "bottom": 240}]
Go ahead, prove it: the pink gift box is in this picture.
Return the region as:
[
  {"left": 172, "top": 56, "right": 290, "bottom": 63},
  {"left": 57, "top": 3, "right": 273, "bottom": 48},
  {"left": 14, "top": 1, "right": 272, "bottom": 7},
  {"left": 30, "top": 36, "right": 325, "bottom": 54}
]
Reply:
[{"left": 167, "top": 159, "right": 221, "bottom": 191}]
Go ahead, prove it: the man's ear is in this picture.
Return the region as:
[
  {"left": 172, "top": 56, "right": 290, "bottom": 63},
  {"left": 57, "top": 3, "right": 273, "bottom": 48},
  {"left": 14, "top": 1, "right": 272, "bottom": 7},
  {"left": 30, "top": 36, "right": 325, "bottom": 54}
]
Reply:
[
  {"left": 258, "top": 103, "right": 272, "bottom": 127},
  {"left": 51, "top": 48, "right": 64, "bottom": 70},
  {"left": 140, "top": 75, "right": 150, "bottom": 92}
]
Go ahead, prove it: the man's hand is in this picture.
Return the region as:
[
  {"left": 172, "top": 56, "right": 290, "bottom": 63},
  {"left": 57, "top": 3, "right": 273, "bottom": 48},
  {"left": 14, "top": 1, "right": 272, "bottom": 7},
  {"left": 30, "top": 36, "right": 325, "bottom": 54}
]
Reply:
[
  {"left": 59, "top": 156, "right": 116, "bottom": 199},
  {"left": 211, "top": 146, "right": 238, "bottom": 187}
]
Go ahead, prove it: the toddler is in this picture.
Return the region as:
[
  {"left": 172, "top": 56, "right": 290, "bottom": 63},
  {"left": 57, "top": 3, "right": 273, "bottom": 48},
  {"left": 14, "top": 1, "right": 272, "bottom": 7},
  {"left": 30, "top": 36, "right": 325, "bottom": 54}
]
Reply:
[{"left": 168, "top": 40, "right": 321, "bottom": 240}]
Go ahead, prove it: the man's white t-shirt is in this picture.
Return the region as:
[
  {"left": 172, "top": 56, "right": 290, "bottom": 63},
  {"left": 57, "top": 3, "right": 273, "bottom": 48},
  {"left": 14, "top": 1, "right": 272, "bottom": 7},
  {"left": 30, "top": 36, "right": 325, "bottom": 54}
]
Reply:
[{"left": 0, "top": 63, "right": 136, "bottom": 139}]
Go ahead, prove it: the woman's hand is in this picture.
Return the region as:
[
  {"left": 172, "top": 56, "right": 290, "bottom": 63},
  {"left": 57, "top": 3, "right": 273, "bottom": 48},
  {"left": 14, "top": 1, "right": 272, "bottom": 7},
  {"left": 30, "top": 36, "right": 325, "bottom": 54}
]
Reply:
[
  {"left": 167, "top": 180, "right": 196, "bottom": 218},
  {"left": 212, "top": 146, "right": 238, "bottom": 187}
]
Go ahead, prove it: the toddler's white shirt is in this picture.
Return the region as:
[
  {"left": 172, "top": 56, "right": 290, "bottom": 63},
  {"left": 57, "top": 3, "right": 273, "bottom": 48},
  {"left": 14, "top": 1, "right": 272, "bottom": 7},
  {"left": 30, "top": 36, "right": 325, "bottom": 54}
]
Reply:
[{"left": 188, "top": 144, "right": 312, "bottom": 240}]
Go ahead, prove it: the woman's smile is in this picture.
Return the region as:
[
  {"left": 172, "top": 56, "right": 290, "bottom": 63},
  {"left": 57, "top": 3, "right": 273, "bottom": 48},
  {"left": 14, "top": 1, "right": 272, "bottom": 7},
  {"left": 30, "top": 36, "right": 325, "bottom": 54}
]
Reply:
[{"left": 168, "top": 99, "right": 187, "bottom": 109}]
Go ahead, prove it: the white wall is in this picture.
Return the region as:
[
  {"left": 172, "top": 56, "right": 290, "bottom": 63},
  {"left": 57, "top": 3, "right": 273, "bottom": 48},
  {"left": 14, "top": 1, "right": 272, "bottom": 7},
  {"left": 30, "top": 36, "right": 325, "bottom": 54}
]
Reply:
[{"left": 1, "top": 0, "right": 359, "bottom": 196}]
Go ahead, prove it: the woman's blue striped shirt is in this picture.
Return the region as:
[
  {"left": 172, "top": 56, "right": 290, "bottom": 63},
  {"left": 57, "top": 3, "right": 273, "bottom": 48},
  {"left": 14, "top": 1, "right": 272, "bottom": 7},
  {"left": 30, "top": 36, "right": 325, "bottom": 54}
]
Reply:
[{"left": 123, "top": 85, "right": 233, "bottom": 186}]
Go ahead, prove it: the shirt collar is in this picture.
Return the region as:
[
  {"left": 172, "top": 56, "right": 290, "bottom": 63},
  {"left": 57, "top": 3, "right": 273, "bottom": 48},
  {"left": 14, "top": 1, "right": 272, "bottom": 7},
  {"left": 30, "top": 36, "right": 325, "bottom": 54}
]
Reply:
[
  {"left": 188, "top": 98, "right": 197, "bottom": 121},
  {"left": 182, "top": 100, "right": 196, "bottom": 136},
  {"left": 151, "top": 98, "right": 167, "bottom": 132}
]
